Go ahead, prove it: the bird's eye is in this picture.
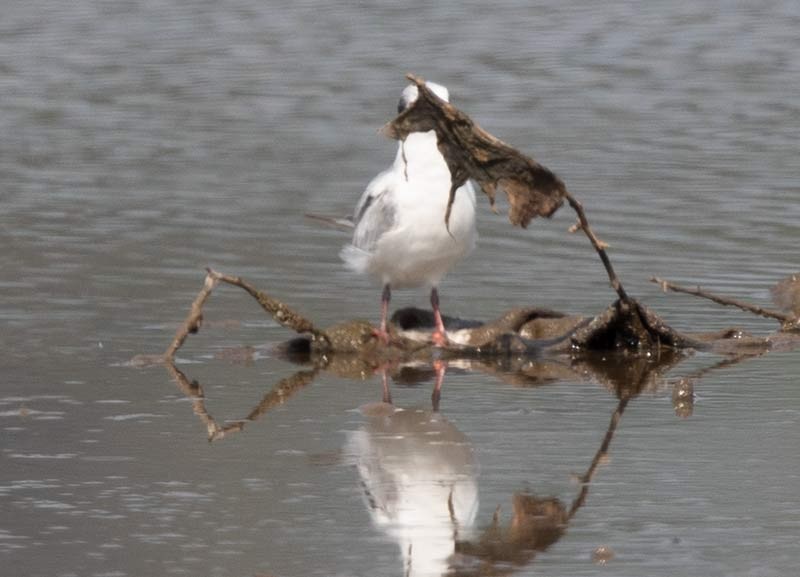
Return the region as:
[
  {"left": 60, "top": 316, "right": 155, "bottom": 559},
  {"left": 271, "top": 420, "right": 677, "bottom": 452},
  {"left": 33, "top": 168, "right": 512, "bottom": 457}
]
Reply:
[{"left": 397, "top": 98, "right": 405, "bottom": 114}]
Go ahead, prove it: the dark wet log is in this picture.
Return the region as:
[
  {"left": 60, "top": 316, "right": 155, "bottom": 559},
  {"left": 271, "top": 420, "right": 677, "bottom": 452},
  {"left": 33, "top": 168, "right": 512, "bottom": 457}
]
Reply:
[
  {"left": 163, "top": 269, "right": 800, "bottom": 373},
  {"left": 651, "top": 276, "right": 799, "bottom": 331},
  {"left": 567, "top": 298, "right": 706, "bottom": 351}
]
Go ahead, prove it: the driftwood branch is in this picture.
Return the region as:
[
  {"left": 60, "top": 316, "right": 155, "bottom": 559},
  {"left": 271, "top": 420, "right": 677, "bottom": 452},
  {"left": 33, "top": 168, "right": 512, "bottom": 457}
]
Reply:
[
  {"left": 205, "top": 268, "right": 329, "bottom": 343},
  {"left": 155, "top": 79, "right": 799, "bottom": 367},
  {"left": 164, "top": 273, "right": 219, "bottom": 360},
  {"left": 651, "top": 276, "right": 798, "bottom": 330},
  {"left": 164, "top": 268, "right": 330, "bottom": 361}
]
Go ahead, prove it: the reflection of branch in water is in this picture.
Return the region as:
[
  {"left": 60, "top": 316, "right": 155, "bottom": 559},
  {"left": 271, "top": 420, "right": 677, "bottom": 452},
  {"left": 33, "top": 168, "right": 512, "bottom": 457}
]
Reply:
[
  {"left": 567, "top": 396, "right": 629, "bottom": 519},
  {"left": 449, "top": 338, "right": 773, "bottom": 575},
  {"left": 165, "top": 361, "right": 318, "bottom": 442},
  {"left": 451, "top": 389, "right": 632, "bottom": 576},
  {"left": 165, "top": 361, "right": 224, "bottom": 441},
  {"left": 666, "top": 351, "right": 767, "bottom": 418},
  {"left": 242, "top": 368, "right": 319, "bottom": 423}
]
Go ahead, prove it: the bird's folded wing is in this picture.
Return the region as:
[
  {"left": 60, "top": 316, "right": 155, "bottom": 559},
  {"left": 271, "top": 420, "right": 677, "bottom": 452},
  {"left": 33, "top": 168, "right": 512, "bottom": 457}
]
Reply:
[{"left": 351, "top": 172, "right": 398, "bottom": 252}]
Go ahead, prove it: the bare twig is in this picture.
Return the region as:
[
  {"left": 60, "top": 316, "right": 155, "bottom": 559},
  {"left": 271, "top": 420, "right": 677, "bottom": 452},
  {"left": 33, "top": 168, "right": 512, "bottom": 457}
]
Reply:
[
  {"left": 164, "top": 268, "right": 330, "bottom": 361},
  {"left": 650, "top": 276, "right": 797, "bottom": 330},
  {"left": 565, "top": 192, "right": 628, "bottom": 301},
  {"left": 205, "top": 268, "right": 330, "bottom": 346},
  {"left": 164, "top": 273, "right": 219, "bottom": 360}
]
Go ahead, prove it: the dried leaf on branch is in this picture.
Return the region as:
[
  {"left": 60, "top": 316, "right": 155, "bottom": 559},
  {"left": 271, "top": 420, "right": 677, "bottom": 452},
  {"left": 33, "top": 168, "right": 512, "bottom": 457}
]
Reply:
[
  {"left": 384, "top": 74, "right": 629, "bottom": 301},
  {"left": 382, "top": 74, "right": 567, "bottom": 229}
]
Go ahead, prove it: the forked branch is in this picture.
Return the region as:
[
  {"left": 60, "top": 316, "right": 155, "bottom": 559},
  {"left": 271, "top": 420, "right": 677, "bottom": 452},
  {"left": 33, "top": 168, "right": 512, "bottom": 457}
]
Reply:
[{"left": 164, "top": 268, "right": 330, "bottom": 362}]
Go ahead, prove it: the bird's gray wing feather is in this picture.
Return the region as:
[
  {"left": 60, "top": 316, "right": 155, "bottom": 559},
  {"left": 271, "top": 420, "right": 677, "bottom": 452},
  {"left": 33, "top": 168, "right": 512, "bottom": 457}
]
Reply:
[{"left": 351, "top": 171, "right": 397, "bottom": 252}]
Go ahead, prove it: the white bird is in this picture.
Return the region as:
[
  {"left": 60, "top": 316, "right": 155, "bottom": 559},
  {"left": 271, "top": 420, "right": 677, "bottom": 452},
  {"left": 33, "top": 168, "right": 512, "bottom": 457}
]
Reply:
[{"left": 341, "top": 82, "right": 477, "bottom": 346}]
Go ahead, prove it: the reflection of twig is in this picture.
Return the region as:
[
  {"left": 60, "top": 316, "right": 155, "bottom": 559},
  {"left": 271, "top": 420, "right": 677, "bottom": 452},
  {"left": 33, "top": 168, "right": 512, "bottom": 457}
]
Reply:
[
  {"left": 450, "top": 390, "right": 632, "bottom": 576},
  {"left": 568, "top": 397, "right": 629, "bottom": 519},
  {"left": 241, "top": 369, "right": 319, "bottom": 423},
  {"left": 165, "top": 361, "right": 230, "bottom": 441},
  {"left": 683, "top": 352, "right": 763, "bottom": 381},
  {"left": 165, "top": 360, "right": 319, "bottom": 442},
  {"left": 667, "top": 352, "right": 765, "bottom": 418},
  {"left": 651, "top": 276, "right": 796, "bottom": 328}
]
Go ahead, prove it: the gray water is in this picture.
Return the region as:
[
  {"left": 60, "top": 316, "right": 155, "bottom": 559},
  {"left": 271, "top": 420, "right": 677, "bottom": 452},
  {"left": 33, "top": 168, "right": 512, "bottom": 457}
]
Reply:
[{"left": 2, "top": 1, "right": 799, "bottom": 576}]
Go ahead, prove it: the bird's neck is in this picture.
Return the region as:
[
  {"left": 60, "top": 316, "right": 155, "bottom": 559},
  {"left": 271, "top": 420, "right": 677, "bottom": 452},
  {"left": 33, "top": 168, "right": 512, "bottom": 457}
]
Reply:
[{"left": 393, "top": 131, "right": 449, "bottom": 180}]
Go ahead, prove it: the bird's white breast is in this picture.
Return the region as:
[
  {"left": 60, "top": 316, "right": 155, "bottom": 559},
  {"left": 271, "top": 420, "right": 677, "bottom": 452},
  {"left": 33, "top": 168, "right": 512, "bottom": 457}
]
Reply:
[{"left": 362, "top": 131, "right": 477, "bottom": 289}]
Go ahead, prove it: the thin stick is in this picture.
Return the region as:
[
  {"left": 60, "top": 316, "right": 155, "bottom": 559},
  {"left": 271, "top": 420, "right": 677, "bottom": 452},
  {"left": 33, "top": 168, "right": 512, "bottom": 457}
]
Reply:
[
  {"left": 164, "top": 269, "right": 330, "bottom": 361},
  {"left": 566, "top": 192, "right": 628, "bottom": 301},
  {"left": 164, "top": 273, "right": 219, "bottom": 360},
  {"left": 206, "top": 268, "right": 329, "bottom": 345},
  {"left": 650, "top": 276, "right": 795, "bottom": 326}
]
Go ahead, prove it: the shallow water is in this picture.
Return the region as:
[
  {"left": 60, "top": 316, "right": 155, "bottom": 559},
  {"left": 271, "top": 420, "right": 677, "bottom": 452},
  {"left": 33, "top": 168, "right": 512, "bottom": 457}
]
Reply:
[{"left": 1, "top": 1, "right": 799, "bottom": 576}]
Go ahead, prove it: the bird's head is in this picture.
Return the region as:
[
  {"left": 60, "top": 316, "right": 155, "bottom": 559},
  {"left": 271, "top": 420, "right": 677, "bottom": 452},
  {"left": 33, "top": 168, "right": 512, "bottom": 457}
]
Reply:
[{"left": 397, "top": 81, "right": 449, "bottom": 113}]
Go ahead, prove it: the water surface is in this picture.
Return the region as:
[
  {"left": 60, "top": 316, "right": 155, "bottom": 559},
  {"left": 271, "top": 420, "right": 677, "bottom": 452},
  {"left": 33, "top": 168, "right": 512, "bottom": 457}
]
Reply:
[{"left": 1, "top": 1, "right": 798, "bottom": 576}]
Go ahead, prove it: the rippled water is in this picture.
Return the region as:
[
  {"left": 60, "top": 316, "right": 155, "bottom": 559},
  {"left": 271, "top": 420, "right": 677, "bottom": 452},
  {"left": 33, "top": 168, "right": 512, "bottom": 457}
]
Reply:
[{"left": 2, "top": 1, "right": 798, "bottom": 576}]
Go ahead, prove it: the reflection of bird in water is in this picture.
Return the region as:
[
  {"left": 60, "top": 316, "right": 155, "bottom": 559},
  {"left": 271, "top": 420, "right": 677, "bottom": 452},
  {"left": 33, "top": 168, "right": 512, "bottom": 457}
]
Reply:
[
  {"left": 348, "top": 405, "right": 478, "bottom": 577},
  {"left": 340, "top": 82, "right": 477, "bottom": 346}
]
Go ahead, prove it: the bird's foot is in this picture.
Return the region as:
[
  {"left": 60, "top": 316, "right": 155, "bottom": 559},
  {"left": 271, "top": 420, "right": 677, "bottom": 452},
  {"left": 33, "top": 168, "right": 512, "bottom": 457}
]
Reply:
[
  {"left": 372, "top": 327, "right": 392, "bottom": 346},
  {"left": 430, "top": 330, "right": 449, "bottom": 348}
]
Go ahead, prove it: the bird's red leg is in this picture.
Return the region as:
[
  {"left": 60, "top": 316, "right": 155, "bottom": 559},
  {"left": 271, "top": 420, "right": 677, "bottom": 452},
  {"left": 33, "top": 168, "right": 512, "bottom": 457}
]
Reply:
[
  {"left": 381, "top": 368, "right": 392, "bottom": 404},
  {"left": 373, "top": 283, "right": 392, "bottom": 345},
  {"left": 431, "top": 359, "right": 446, "bottom": 411},
  {"left": 430, "top": 287, "right": 448, "bottom": 347}
]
